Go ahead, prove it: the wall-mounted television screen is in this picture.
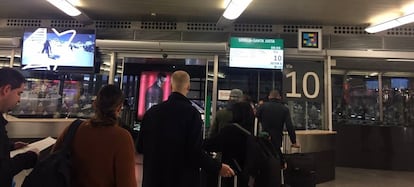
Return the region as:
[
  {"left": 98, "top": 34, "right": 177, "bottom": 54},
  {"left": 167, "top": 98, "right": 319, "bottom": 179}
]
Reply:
[
  {"left": 366, "top": 80, "right": 379, "bottom": 90},
  {"left": 229, "top": 37, "right": 284, "bottom": 70},
  {"left": 21, "top": 28, "right": 96, "bottom": 72},
  {"left": 391, "top": 78, "right": 408, "bottom": 89}
]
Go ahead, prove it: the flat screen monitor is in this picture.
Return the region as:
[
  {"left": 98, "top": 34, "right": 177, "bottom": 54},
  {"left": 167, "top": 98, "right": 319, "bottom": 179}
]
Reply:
[
  {"left": 21, "top": 28, "right": 96, "bottom": 72},
  {"left": 391, "top": 78, "right": 408, "bottom": 89},
  {"left": 229, "top": 37, "right": 284, "bottom": 70},
  {"left": 366, "top": 80, "right": 378, "bottom": 90},
  {"left": 137, "top": 71, "right": 172, "bottom": 120}
]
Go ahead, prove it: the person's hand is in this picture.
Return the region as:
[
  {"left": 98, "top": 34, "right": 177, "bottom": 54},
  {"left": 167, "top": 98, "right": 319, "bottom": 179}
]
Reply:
[
  {"left": 219, "top": 163, "right": 235, "bottom": 178},
  {"left": 282, "top": 162, "right": 288, "bottom": 170},
  {"left": 291, "top": 143, "right": 300, "bottom": 148},
  {"left": 14, "top": 141, "right": 29, "bottom": 149}
]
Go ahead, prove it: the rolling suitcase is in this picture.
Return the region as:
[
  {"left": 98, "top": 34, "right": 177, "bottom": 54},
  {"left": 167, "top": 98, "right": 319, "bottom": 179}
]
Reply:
[
  {"left": 282, "top": 145, "right": 316, "bottom": 187},
  {"left": 283, "top": 153, "right": 316, "bottom": 187}
]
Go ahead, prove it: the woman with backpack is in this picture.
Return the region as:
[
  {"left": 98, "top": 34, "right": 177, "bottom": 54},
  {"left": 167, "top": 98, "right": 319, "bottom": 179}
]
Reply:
[{"left": 52, "top": 85, "right": 137, "bottom": 187}]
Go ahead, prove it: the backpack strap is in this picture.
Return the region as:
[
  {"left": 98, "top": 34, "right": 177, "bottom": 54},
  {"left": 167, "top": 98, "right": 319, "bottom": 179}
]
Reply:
[
  {"left": 232, "top": 123, "right": 251, "bottom": 135},
  {"left": 61, "top": 119, "right": 83, "bottom": 151}
]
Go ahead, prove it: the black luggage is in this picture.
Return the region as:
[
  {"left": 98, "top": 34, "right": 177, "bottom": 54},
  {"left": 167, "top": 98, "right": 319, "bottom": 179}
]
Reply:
[{"left": 283, "top": 153, "right": 316, "bottom": 187}]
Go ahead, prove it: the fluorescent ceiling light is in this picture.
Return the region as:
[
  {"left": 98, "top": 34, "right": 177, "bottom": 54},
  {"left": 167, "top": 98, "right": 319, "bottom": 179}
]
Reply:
[
  {"left": 47, "top": 0, "right": 81, "bottom": 17},
  {"left": 386, "top": 58, "right": 414, "bottom": 62},
  {"left": 222, "top": 0, "right": 253, "bottom": 20},
  {"left": 396, "top": 13, "right": 414, "bottom": 24},
  {"left": 369, "top": 72, "right": 378, "bottom": 76},
  {"left": 365, "top": 12, "right": 414, "bottom": 33},
  {"left": 365, "top": 19, "right": 403, "bottom": 33}
]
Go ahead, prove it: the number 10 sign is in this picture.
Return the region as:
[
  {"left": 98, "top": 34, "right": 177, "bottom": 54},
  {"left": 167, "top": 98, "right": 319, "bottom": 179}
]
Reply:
[{"left": 283, "top": 61, "right": 324, "bottom": 101}]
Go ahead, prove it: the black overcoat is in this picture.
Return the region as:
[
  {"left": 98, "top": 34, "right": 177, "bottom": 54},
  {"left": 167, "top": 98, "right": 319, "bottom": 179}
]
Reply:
[{"left": 137, "top": 92, "right": 220, "bottom": 187}]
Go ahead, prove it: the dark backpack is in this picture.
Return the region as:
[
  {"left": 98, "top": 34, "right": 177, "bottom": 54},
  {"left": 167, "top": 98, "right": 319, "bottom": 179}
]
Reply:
[
  {"left": 246, "top": 136, "right": 282, "bottom": 187},
  {"left": 231, "top": 123, "right": 283, "bottom": 187},
  {"left": 21, "top": 119, "right": 83, "bottom": 187}
]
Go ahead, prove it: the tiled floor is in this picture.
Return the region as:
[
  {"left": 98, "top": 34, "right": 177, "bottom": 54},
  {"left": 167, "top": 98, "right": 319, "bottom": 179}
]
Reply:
[
  {"left": 14, "top": 167, "right": 414, "bottom": 187},
  {"left": 317, "top": 167, "right": 414, "bottom": 187}
]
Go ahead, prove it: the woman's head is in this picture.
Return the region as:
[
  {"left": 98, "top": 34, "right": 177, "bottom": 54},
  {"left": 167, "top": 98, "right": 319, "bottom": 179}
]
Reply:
[
  {"left": 231, "top": 101, "right": 255, "bottom": 133},
  {"left": 91, "top": 85, "right": 124, "bottom": 126}
]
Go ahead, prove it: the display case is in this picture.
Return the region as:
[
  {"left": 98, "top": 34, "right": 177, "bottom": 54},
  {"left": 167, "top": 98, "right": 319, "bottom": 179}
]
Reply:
[
  {"left": 332, "top": 75, "right": 379, "bottom": 126},
  {"left": 382, "top": 77, "right": 414, "bottom": 125},
  {"left": 332, "top": 74, "right": 414, "bottom": 126},
  {"left": 9, "top": 71, "right": 107, "bottom": 119}
]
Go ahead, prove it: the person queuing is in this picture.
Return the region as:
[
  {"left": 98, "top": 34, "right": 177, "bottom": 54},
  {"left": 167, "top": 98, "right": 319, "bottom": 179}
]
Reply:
[
  {"left": 209, "top": 89, "right": 244, "bottom": 138},
  {"left": 53, "top": 85, "right": 137, "bottom": 187},
  {"left": 137, "top": 70, "right": 234, "bottom": 187},
  {"left": 256, "top": 90, "right": 300, "bottom": 150},
  {"left": 0, "top": 67, "right": 39, "bottom": 187}
]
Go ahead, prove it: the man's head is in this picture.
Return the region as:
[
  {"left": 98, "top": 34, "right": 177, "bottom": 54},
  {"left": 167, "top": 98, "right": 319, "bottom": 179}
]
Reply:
[
  {"left": 156, "top": 72, "right": 167, "bottom": 87},
  {"left": 268, "top": 90, "right": 282, "bottom": 100},
  {"left": 229, "top": 89, "right": 243, "bottom": 102},
  {"left": 171, "top": 70, "right": 190, "bottom": 96},
  {"left": 0, "top": 68, "right": 26, "bottom": 113}
]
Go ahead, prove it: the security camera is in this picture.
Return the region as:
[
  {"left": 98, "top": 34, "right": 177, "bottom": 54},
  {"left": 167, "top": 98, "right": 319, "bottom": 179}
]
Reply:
[{"left": 162, "top": 53, "right": 168, "bottom": 59}]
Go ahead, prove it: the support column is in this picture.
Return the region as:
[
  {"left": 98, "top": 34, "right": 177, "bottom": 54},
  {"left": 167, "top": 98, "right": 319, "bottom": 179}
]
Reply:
[
  {"left": 379, "top": 73, "right": 383, "bottom": 122},
  {"left": 325, "top": 56, "right": 333, "bottom": 131},
  {"left": 203, "top": 60, "right": 210, "bottom": 139},
  {"left": 109, "top": 52, "right": 117, "bottom": 85},
  {"left": 9, "top": 49, "right": 15, "bottom": 67},
  {"left": 211, "top": 55, "right": 219, "bottom": 122}
]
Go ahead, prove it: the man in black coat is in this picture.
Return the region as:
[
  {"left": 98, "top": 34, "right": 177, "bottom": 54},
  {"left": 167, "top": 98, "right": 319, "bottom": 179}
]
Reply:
[
  {"left": 137, "top": 70, "right": 234, "bottom": 187},
  {"left": 256, "top": 90, "right": 300, "bottom": 150},
  {"left": 0, "top": 67, "right": 39, "bottom": 187}
]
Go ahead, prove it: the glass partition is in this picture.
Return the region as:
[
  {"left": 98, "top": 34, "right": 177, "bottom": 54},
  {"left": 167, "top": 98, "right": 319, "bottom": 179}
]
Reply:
[
  {"left": 9, "top": 71, "right": 107, "bottom": 119},
  {"left": 289, "top": 101, "right": 322, "bottom": 130},
  {"left": 382, "top": 77, "right": 414, "bottom": 125},
  {"left": 332, "top": 72, "right": 414, "bottom": 127},
  {"left": 332, "top": 74, "right": 379, "bottom": 125}
]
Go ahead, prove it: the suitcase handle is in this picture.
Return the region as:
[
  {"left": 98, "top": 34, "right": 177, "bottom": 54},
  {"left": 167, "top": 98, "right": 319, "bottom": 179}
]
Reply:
[{"left": 218, "top": 175, "right": 238, "bottom": 187}]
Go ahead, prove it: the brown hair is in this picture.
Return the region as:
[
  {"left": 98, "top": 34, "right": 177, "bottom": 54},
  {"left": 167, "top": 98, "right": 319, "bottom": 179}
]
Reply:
[{"left": 90, "top": 85, "right": 124, "bottom": 127}]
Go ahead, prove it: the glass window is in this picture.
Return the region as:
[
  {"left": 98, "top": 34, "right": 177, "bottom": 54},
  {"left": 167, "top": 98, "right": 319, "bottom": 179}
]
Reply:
[
  {"left": 332, "top": 74, "right": 379, "bottom": 126},
  {"left": 382, "top": 77, "right": 413, "bottom": 125},
  {"left": 10, "top": 71, "right": 106, "bottom": 119},
  {"left": 289, "top": 101, "right": 323, "bottom": 130}
]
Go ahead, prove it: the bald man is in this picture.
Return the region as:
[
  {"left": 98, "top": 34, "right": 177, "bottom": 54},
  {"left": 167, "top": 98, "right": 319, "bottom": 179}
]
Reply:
[{"left": 137, "top": 70, "right": 234, "bottom": 187}]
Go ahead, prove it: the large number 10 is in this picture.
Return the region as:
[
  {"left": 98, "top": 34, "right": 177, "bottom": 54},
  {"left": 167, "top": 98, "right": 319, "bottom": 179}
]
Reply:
[{"left": 286, "top": 71, "right": 320, "bottom": 99}]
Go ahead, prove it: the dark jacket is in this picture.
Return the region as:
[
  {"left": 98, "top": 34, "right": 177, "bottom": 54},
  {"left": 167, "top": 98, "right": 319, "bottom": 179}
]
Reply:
[
  {"left": 204, "top": 124, "right": 250, "bottom": 187},
  {"left": 0, "top": 115, "right": 37, "bottom": 187},
  {"left": 137, "top": 92, "right": 221, "bottom": 187},
  {"left": 208, "top": 108, "right": 233, "bottom": 138},
  {"left": 256, "top": 99, "right": 297, "bottom": 148},
  {"left": 204, "top": 124, "right": 284, "bottom": 187}
]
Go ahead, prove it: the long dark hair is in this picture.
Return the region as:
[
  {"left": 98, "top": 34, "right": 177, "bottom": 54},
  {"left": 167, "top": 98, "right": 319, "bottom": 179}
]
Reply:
[
  {"left": 90, "top": 85, "right": 124, "bottom": 127},
  {"left": 231, "top": 101, "right": 255, "bottom": 134}
]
